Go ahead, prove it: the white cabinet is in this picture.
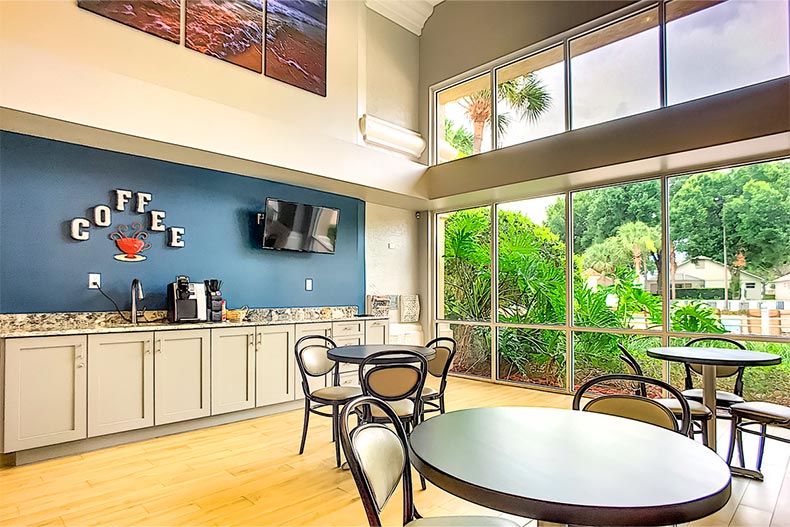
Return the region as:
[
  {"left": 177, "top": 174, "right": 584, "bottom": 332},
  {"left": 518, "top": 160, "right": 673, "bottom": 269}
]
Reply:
[
  {"left": 3, "top": 335, "right": 87, "bottom": 452},
  {"left": 365, "top": 319, "right": 390, "bottom": 345},
  {"left": 87, "top": 332, "right": 154, "bottom": 437},
  {"left": 332, "top": 320, "right": 364, "bottom": 387},
  {"left": 211, "top": 327, "right": 255, "bottom": 415},
  {"left": 256, "top": 325, "right": 295, "bottom": 406},
  {"left": 154, "top": 329, "right": 211, "bottom": 425}
]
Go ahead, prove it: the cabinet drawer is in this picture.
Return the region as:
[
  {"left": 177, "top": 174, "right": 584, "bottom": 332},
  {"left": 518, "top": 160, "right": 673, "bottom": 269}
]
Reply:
[
  {"left": 333, "top": 321, "right": 364, "bottom": 336},
  {"left": 366, "top": 320, "right": 387, "bottom": 328},
  {"left": 339, "top": 370, "right": 360, "bottom": 388}
]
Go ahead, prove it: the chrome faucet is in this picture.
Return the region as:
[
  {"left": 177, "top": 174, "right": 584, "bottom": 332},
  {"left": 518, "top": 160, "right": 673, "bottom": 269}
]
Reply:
[{"left": 131, "top": 279, "right": 144, "bottom": 324}]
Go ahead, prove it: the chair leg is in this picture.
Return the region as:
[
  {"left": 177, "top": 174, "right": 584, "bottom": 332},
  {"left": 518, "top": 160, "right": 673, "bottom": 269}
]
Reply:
[
  {"left": 419, "top": 474, "right": 427, "bottom": 491},
  {"left": 439, "top": 394, "right": 445, "bottom": 414},
  {"left": 736, "top": 427, "right": 746, "bottom": 468},
  {"left": 726, "top": 417, "right": 738, "bottom": 465},
  {"left": 299, "top": 399, "right": 311, "bottom": 455},
  {"left": 333, "top": 406, "right": 341, "bottom": 468},
  {"left": 756, "top": 423, "right": 768, "bottom": 472}
]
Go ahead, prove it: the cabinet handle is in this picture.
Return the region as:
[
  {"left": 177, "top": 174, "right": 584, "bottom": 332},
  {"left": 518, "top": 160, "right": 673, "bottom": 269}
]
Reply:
[
  {"left": 256, "top": 332, "right": 262, "bottom": 349},
  {"left": 76, "top": 363, "right": 84, "bottom": 368},
  {"left": 155, "top": 340, "right": 162, "bottom": 353}
]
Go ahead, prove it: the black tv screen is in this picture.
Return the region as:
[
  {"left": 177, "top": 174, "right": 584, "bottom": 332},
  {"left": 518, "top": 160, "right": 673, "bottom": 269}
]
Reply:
[{"left": 262, "top": 198, "right": 339, "bottom": 254}]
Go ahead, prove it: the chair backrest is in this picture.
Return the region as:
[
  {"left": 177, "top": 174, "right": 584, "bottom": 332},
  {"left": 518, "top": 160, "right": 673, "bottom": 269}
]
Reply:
[
  {"left": 424, "top": 337, "right": 457, "bottom": 393},
  {"left": 294, "top": 335, "right": 339, "bottom": 392},
  {"left": 339, "top": 396, "right": 417, "bottom": 527},
  {"left": 616, "top": 343, "right": 647, "bottom": 397},
  {"left": 359, "top": 350, "right": 427, "bottom": 424},
  {"left": 573, "top": 373, "right": 691, "bottom": 435},
  {"left": 683, "top": 336, "right": 746, "bottom": 394}
]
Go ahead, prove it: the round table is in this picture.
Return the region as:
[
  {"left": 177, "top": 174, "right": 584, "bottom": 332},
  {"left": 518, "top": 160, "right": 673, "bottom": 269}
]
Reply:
[
  {"left": 647, "top": 347, "right": 781, "bottom": 451},
  {"left": 409, "top": 407, "right": 732, "bottom": 527},
  {"left": 327, "top": 344, "right": 435, "bottom": 364}
]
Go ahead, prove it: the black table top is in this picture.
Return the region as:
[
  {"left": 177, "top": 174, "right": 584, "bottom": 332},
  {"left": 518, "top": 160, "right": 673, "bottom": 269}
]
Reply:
[
  {"left": 647, "top": 346, "right": 782, "bottom": 367},
  {"left": 409, "top": 407, "right": 731, "bottom": 526},
  {"left": 327, "top": 344, "right": 435, "bottom": 364}
]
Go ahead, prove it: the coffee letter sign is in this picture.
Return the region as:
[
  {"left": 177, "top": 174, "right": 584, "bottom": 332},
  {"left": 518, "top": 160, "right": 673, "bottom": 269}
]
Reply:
[
  {"left": 115, "top": 189, "right": 133, "bottom": 211},
  {"left": 68, "top": 188, "right": 186, "bottom": 261},
  {"left": 136, "top": 192, "right": 152, "bottom": 213},
  {"left": 93, "top": 205, "right": 112, "bottom": 227},
  {"left": 150, "top": 210, "right": 166, "bottom": 231},
  {"left": 168, "top": 227, "right": 185, "bottom": 247},
  {"left": 71, "top": 218, "right": 91, "bottom": 240}
]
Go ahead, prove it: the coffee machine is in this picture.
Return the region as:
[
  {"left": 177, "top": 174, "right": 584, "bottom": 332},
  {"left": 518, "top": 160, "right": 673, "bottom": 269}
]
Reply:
[
  {"left": 204, "top": 279, "right": 224, "bottom": 322},
  {"left": 167, "top": 276, "right": 207, "bottom": 323}
]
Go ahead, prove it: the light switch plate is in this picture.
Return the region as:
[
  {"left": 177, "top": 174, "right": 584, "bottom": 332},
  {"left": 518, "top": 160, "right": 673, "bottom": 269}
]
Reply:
[
  {"left": 305, "top": 278, "right": 313, "bottom": 291},
  {"left": 88, "top": 273, "right": 101, "bottom": 289}
]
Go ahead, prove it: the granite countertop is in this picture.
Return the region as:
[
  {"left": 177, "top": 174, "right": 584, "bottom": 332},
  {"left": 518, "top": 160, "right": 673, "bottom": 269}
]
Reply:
[{"left": 0, "top": 307, "right": 387, "bottom": 338}]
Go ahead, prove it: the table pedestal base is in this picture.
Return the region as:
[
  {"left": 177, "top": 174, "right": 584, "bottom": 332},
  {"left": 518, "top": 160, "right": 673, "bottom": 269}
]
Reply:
[
  {"left": 702, "top": 364, "right": 718, "bottom": 451},
  {"left": 730, "top": 466, "right": 764, "bottom": 481}
]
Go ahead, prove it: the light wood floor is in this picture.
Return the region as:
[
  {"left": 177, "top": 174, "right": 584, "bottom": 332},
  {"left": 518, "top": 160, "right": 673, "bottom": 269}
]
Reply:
[{"left": 1, "top": 377, "right": 788, "bottom": 527}]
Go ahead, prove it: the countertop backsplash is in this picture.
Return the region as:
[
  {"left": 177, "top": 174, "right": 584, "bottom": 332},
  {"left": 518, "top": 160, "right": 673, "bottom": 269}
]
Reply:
[{"left": 0, "top": 306, "right": 384, "bottom": 338}]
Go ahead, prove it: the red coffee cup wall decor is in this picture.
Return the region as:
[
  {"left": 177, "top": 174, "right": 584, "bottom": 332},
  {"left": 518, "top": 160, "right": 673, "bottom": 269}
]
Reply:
[
  {"left": 68, "top": 189, "right": 186, "bottom": 263},
  {"left": 109, "top": 222, "right": 152, "bottom": 262}
]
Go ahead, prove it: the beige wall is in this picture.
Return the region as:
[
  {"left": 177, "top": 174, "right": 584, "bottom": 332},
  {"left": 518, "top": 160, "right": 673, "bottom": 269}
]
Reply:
[
  {"left": 0, "top": 0, "right": 427, "bottom": 201},
  {"left": 365, "top": 203, "right": 428, "bottom": 337},
  {"left": 366, "top": 10, "right": 420, "bottom": 131}
]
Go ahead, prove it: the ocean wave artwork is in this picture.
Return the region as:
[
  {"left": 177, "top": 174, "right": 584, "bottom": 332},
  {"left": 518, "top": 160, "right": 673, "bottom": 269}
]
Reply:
[
  {"left": 186, "top": 0, "right": 263, "bottom": 73},
  {"left": 78, "top": 0, "right": 181, "bottom": 43},
  {"left": 265, "top": 0, "right": 327, "bottom": 96}
]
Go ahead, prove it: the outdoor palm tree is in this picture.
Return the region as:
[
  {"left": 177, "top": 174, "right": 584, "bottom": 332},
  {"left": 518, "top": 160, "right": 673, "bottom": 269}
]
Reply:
[{"left": 460, "top": 73, "right": 552, "bottom": 154}]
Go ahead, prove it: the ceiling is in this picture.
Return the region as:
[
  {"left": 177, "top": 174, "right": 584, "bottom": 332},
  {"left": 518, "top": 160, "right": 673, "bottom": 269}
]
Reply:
[{"left": 365, "top": 0, "right": 444, "bottom": 35}]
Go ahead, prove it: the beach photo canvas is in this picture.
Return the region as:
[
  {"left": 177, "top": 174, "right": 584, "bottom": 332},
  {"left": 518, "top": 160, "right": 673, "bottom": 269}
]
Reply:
[
  {"left": 185, "top": 0, "right": 264, "bottom": 73},
  {"left": 77, "top": 0, "right": 181, "bottom": 43},
  {"left": 265, "top": 0, "right": 327, "bottom": 96}
]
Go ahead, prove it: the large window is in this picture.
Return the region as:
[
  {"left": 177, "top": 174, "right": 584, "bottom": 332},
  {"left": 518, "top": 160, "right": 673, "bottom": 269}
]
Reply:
[
  {"left": 434, "top": 159, "right": 790, "bottom": 404},
  {"left": 666, "top": 0, "right": 790, "bottom": 105},
  {"left": 432, "top": 0, "right": 790, "bottom": 165},
  {"left": 669, "top": 162, "right": 790, "bottom": 337},
  {"left": 496, "top": 46, "right": 565, "bottom": 147},
  {"left": 435, "top": 74, "right": 492, "bottom": 164},
  {"left": 570, "top": 8, "right": 660, "bottom": 129},
  {"left": 572, "top": 179, "right": 663, "bottom": 330}
]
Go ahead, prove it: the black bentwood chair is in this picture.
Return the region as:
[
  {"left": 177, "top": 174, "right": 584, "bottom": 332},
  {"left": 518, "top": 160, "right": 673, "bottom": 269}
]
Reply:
[
  {"left": 294, "top": 335, "right": 361, "bottom": 467},
  {"left": 727, "top": 401, "right": 790, "bottom": 481},
  {"left": 358, "top": 349, "right": 427, "bottom": 434},
  {"left": 339, "top": 395, "right": 519, "bottom": 527},
  {"left": 419, "top": 337, "right": 457, "bottom": 421},
  {"left": 618, "top": 343, "right": 713, "bottom": 446},
  {"left": 681, "top": 336, "right": 747, "bottom": 411},
  {"left": 573, "top": 373, "right": 691, "bottom": 437}
]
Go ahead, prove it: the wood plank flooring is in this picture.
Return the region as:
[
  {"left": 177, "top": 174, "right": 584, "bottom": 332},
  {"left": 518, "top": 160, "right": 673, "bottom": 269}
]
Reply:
[{"left": 1, "top": 377, "right": 788, "bottom": 526}]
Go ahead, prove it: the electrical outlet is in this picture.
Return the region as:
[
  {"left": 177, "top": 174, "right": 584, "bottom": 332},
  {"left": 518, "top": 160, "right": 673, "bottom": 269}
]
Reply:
[
  {"left": 88, "top": 273, "right": 101, "bottom": 289},
  {"left": 305, "top": 278, "right": 313, "bottom": 291}
]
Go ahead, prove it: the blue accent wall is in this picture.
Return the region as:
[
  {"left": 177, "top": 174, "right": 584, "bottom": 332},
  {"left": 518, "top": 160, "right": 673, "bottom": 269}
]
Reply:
[{"left": 0, "top": 132, "right": 365, "bottom": 314}]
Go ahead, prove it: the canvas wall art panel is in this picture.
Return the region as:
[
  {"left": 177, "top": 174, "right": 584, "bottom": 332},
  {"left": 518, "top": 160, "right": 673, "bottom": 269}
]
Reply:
[
  {"left": 265, "top": 0, "right": 328, "bottom": 96},
  {"left": 78, "top": 0, "right": 181, "bottom": 43},
  {"left": 185, "top": 0, "right": 264, "bottom": 73}
]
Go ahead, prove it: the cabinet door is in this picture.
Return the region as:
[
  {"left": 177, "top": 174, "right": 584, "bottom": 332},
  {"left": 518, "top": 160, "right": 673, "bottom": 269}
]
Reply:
[
  {"left": 211, "top": 327, "right": 255, "bottom": 415},
  {"left": 294, "top": 323, "right": 332, "bottom": 398},
  {"left": 256, "top": 325, "right": 295, "bottom": 406},
  {"left": 154, "top": 329, "right": 211, "bottom": 425},
  {"left": 88, "top": 332, "right": 154, "bottom": 437},
  {"left": 365, "top": 320, "right": 390, "bottom": 345},
  {"left": 4, "top": 335, "right": 87, "bottom": 452}
]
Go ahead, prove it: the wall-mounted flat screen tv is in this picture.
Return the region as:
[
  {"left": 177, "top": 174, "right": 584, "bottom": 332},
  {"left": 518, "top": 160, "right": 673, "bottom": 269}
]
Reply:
[{"left": 262, "top": 198, "right": 339, "bottom": 254}]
